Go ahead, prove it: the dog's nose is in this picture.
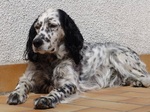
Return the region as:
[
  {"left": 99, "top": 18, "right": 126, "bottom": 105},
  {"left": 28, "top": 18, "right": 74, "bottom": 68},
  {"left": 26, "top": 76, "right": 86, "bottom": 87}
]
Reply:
[{"left": 33, "top": 38, "right": 43, "bottom": 48}]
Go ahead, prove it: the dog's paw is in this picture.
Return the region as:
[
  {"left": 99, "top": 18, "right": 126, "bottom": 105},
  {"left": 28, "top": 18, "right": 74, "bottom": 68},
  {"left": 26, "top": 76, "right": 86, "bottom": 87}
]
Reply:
[
  {"left": 34, "top": 97, "right": 55, "bottom": 109},
  {"left": 7, "top": 92, "right": 27, "bottom": 105},
  {"left": 131, "top": 80, "right": 144, "bottom": 87}
]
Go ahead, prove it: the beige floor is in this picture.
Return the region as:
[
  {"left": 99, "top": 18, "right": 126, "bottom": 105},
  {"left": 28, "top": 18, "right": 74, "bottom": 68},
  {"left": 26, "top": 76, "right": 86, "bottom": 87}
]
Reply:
[{"left": 1, "top": 86, "right": 150, "bottom": 112}]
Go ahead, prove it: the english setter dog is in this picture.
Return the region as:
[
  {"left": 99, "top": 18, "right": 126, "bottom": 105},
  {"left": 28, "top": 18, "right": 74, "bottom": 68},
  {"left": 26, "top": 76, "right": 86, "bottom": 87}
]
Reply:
[{"left": 7, "top": 8, "right": 150, "bottom": 109}]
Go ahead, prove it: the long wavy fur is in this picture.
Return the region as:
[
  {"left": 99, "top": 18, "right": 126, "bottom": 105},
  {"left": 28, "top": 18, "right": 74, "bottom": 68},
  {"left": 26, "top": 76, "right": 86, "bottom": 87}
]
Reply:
[
  {"left": 24, "top": 18, "right": 39, "bottom": 62},
  {"left": 58, "top": 9, "right": 84, "bottom": 64}
]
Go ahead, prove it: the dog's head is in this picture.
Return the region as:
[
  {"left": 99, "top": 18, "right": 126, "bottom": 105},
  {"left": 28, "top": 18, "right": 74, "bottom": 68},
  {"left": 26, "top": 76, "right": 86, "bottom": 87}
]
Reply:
[{"left": 24, "top": 9, "right": 84, "bottom": 64}]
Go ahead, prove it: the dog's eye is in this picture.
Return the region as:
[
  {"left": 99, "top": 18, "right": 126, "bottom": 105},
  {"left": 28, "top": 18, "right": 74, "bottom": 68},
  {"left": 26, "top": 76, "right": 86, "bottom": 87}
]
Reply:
[{"left": 49, "top": 23, "right": 57, "bottom": 28}]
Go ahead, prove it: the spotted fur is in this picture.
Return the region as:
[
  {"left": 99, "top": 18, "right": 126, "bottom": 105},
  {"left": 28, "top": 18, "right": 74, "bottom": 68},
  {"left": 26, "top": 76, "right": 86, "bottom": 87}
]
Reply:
[{"left": 7, "top": 9, "right": 150, "bottom": 109}]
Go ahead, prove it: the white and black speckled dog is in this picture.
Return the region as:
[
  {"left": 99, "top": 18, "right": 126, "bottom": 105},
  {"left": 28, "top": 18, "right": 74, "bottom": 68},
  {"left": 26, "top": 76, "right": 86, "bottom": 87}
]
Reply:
[{"left": 7, "top": 8, "right": 150, "bottom": 109}]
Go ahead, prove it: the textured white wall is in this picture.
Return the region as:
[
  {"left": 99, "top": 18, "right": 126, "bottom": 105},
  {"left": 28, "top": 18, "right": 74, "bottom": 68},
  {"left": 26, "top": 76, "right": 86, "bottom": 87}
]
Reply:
[{"left": 0, "top": 0, "right": 150, "bottom": 65}]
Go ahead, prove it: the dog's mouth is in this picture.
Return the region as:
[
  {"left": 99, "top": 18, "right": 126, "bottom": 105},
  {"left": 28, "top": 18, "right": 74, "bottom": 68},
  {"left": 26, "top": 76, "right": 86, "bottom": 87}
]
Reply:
[
  {"left": 32, "top": 45, "right": 56, "bottom": 54},
  {"left": 32, "top": 46, "right": 45, "bottom": 54}
]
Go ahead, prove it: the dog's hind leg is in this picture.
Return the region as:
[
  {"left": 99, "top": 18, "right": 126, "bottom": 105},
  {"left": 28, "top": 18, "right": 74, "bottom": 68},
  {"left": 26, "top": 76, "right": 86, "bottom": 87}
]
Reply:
[{"left": 110, "top": 51, "right": 150, "bottom": 87}]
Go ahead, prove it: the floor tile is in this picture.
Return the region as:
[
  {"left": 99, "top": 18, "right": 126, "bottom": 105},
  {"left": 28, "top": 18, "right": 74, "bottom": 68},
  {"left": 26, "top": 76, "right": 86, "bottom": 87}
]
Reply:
[
  {"left": 75, "top": 107, "right": 119, "bottom": 112},
  {"left": 0, "top": 104, "right": 31, "bottom": 112},
  {"left": 70, "top": 98, "right": 87, "bottom": 104},
  {"left": 117, "top": 92, "right": 150, "bottom": 98},
  {"left": 131, "top": 106, "right": 150, "bottom": 112},
  {"left": 22, "top": 109, "right": 56, "bottom": 112},
  {"left": 17, "top": 99, "right": 34, "bottom": 108},
  {"left": 72, "top": 99, "right": 141, "bottom": 111},
  {"left": 29, "top": 93, "right": 46, "bottom": 99},
  {"left": 120, "top": 97, "right": 150, "bottom": 105},
  {"left": 88, "top": 87, "right": 126, "bottom": 95},
  {"left": 116, "top": 87, "right": 150, "bottom": 93},
  {"left": 51, "top": 104, "right": 88, "bottom": 112},
  {"left": 82, "top": 92, "right": 130, "bottom": 101}
]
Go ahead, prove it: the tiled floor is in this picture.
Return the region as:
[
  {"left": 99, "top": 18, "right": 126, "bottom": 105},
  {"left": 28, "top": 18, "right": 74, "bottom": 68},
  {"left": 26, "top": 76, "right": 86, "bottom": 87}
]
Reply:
[{"left": 1, "top": 86, "right": 150, "bottom": 112}]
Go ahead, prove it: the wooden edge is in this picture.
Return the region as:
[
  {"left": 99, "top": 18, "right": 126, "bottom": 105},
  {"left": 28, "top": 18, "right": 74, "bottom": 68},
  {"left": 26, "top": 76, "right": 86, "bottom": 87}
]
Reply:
[
  {"left": 140, "top": 54, "right": 150, "bottom": 72},
  {"left": 0, "top": 63, "right": 27, "bottom": 92}
]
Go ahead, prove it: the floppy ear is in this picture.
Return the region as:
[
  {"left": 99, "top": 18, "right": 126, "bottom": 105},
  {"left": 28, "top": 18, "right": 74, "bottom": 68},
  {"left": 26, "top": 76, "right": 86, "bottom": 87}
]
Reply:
[
  {"left": 57, "top": 9, "right": 84, "bottom": 64},
  {"left": 24, "top": 19, "right": 39, "bottom": 62}
]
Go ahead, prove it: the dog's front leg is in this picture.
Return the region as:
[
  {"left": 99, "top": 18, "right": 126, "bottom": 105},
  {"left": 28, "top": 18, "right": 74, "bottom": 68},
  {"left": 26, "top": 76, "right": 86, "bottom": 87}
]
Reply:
[
  {"left": 34, "top": 61, "right": 78, "bottom": 109},
  {"left": 34, "top": 83, "right": 77, "bottom": 109},
  {"left": 7, "top": 63, "right": 35, "bottom": 105}
]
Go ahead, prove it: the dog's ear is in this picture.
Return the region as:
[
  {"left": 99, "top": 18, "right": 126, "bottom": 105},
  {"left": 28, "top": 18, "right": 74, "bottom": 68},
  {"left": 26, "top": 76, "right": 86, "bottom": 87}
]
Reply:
[
  {"left": 24, "top": 19, "right": 39, "bottom": 62},
  {"left": 58, "top": 9, "right": 84, "bottom": 64}
]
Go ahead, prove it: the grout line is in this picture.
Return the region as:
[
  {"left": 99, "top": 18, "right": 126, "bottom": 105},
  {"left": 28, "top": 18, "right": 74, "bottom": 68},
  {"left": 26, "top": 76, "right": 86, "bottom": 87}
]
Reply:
[
  {"left": 127, "top": 105, "right": 150, "bottom": 112},
  {"left": 73, "top": 98, "right": 142, "bottom": 106},
  {"left": 70, "top": 100, "right": 128, "bottom": 112},
  {"left": 71, "top": 107, "right": 91, "bottom": 112},
  {"left": 72, "top": 105, "right": 121, "bottom": 112}
]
